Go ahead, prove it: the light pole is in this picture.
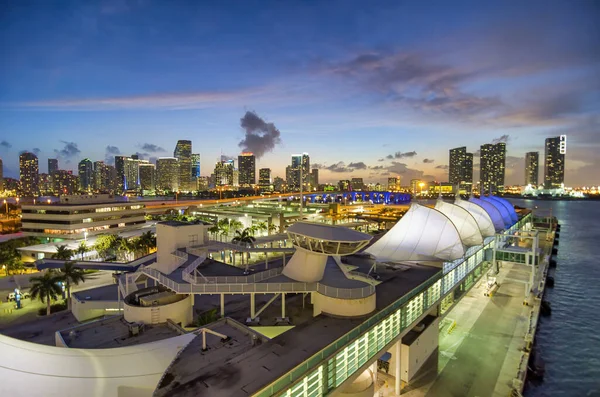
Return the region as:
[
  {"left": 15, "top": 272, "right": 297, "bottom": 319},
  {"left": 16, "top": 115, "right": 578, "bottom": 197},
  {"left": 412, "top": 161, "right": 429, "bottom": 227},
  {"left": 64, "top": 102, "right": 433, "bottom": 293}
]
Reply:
[
  {"left": 419, "top": 182, "right": 425, "bottom": 198},
  {"left": 3, "top": 200, "right": 7, "bottom": 218},
  {"left": 84, "top": 231, "right": 88, "bottom": 243}
]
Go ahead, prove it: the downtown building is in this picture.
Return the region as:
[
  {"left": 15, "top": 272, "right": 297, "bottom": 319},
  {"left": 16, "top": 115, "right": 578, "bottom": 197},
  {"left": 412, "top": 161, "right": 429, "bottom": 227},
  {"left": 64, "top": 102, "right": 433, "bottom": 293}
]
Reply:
[
  {"left": 388, "top": 176, "right": 401, "bottom": 192},
  {"left": 544, "top": 136, "right": 566, "bottom": 189},
  {"left": 19, "top": 152, "right": 39, "bottom": 197},
  {"left": 287, "top": 153, "right": 310, "bottom": 191},
  {"left": 525, "top": 152, "right": 539, "bottom": 186},
  {"left": 156, "top": 157, "right": 179, "bottom": 192},
  {"left": 214, "top": 157, "right": 234, "bottom": 186},
  {"left": 238, "top": 152, "right": 256, "bottom": 187},
  {"left": 480, "top": 143, "right": 506, "bottom": 193},
  {"left": 78, "top": 158, "right": 94, "bottom": 192},
  {"left": 93, "top": 161, "right": 113, "bottom": 193},
  {"left": 174, "top": 140, "right": 193, "bottom": 192},
  {"left": 258, "top": 168, "right": 272, "bottom": 191},
  {"left": 449, "top": 147, "right": 474, "bottom": 194},
  {"left": 139, "top": 163, "right": 156, "bottom": 194}
]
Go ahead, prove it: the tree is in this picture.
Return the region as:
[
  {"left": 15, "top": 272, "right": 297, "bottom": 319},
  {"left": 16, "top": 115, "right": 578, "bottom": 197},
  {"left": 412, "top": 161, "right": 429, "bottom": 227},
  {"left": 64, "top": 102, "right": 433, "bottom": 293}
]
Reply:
[
  {"left": 232, "top": 228, "right": 256, "bottom": 274},
  {"left": 138, "top": 231, "right": 157, "bottom": 254},
  {"left": 59, "top": 261, "right": 87, "bottom": 310},
  {"left": 93, "top": 234, "right": 117, "bottom": 259},
  {"left": 268, "top": 223, "right": 278, "bottom": 235},
  {"left": 76, "top": 241, "right": 89, "bottom": 260},
  {"left": 118, "top": 238, "right": 134, "bottom": 261},
  {"left": 52, "top": 245, "right": 73, "bottom": 261},
  {"left": 208, "top": 224, "right": 220, "bottom": 240},
  {"left": 256, "top": 221, "right": 268, "bottom": 236},
  {"left": 29, "top": 271, "right": 63, "bottom": 315},
  {"left": 229, "top": 219, "right": 244, "bottom": 235}
]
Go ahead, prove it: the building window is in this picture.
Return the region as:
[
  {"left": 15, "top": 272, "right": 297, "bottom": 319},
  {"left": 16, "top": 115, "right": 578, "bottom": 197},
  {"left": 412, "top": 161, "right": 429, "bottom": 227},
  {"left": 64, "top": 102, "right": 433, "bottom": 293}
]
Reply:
[{"left": 189, "top": 234, "right": 198, "bottom": 245}]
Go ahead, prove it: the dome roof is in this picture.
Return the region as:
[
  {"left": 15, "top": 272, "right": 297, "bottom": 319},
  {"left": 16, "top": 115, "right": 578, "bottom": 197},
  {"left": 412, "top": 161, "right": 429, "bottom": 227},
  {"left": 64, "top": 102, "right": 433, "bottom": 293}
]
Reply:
[
  {"left": 487, "top": 195, "right": 518, "bottom": 224},
  {"left": 366, "top": 203, "right": 465, "bottom": 262},
  {"left": 469, "top": 197, "right": 505, "bottom": 231},
  {"left": 480, "top": 196, "right": 512, "bottom": 228},
  {"left": 434, "top": 199, "right": 484, "bottom": 247},
  {"left": 454, "top": 196, "right": 496, "bottom": 237}
]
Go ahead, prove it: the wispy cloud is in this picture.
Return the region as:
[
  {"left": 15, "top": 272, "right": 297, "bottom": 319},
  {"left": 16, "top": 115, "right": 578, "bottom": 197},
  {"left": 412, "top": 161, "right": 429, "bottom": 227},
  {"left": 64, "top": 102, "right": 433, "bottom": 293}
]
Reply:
[
  {"left": 140, "top": 143, "right": 166, "bottom": 153},
  {"left": 0, "top": 140, "right": 11, "bottom": 149}
]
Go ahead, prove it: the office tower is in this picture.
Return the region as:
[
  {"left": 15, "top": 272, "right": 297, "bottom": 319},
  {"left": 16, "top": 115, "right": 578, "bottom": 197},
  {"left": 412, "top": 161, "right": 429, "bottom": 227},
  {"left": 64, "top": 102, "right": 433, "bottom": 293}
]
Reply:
[
  {"left": 139, "top": 163, "right": 156, "bottom": 193},
  {"left": 48, "top": 158, "right": 58, "bottom": 175},
  {"left": 238, "top": 152, "right": 256, "bottom": 186},
  {"left": 53, "top": 170, "right": 77, "bottom": 195},
  {"left": 174, "top": 140, "right": 192, "bottom": 191},
  {"left": 156, "top": 157, "right": 179, "bottom": 192},
  {"left": 480, "top": 143, "right": 506, "bottom": 193},
  {"left": 388, "top": 176, "right": 401, "bottom": 192},
  {"left": 0, "top": 157, "right": 3, "bottom": 191},
  {"left": 19, "top": 152, "right": 39, "bottom": 197},
  {"left": 310, "top": 169, "right": 319, "bottom": 188},
  {"left": 525, "top": 152, "right": 539, "bottom": 186},
  {"left": 259, "top": 168, "right": 272, "bottom": 190},
  {"left": 214, "top": 159, "right": 234, "bottom": 186},
  {"left": 289, "top": 153, "right": 310, "bottom": 190},
  {"left": 124, "top": 157, "right": 142, "bottom": 192},
  {"left": 78, "top": 158, "right": 94, "bottom": 192},
  {"left": 273, "top": 176, "right": 285, "bottom": 192},
  {"left": 338, "top": 180, "right": 350, "bottom": 191},
  {"left": 449, "top": 147, "right": 474, "bottom": 193},
  {"left": 351, "top": 178, "right": 364, "bottom": 191},
  {"left": 38, "top": 173, "right": 52, "bottom": 194},
  {"left": 115, "top": 156, "right": 126, "bottom": 192},
  {"left": 544, "top": 136, "right": 566, "bottom": 189},
  {"left": 191, "top": 153, "right": 200, "bottom": 180},
  {"left": 197, "top": 176, "right": 209, "bottom": 191},
  {"left": 93, "top": 161, "right": 111, "bottom": 192}
]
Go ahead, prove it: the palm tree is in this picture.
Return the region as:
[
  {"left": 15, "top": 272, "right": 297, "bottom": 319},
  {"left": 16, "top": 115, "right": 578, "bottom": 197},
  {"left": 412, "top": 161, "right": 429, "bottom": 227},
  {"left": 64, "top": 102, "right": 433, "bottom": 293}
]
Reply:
[
  {"left": 52, "top": 245, "right": 73, "bottom": 261},
  {"left": 268, "top": 223, "right": 278, "bottom": 235},
  {"left": 256, "top": 221, "right": 268, "bottom": 236},
  {"left": 138, "top": 231, "right": 156, "bottom": 254},
  {"left": 59, "top": 261, "right": 87, "bottom": 310},
  {"left": 232, "top": 228, "right": 256, "bottom": 274},
  {"left": 76, "top": 241, "right": 89, "bottom": 260},
  {"left": 208, "top": 224, "right": 220, "bottom": 240},
  {"left": 118, "top": 238, "right": 134, "bottom": 261},
  {"left": 30, "top": 271, "right": 63, "bottom": 316},
  {"left": 229, "top": 219, "right": 244, "bottom": 235}
]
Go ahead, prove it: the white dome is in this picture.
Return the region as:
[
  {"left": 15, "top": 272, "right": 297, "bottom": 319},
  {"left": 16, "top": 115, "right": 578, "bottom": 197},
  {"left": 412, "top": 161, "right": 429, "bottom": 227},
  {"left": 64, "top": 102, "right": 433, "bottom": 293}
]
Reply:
[
  {"left": 481, "top": 196, "right": 512, "bottom": 228},
  {"left": 435, "top": 199, "right": 484, "bottom": 247},
  {"left": 488, "top": 195, "right": 518, "bottom": 224},
  {"left": 469, "top": 197, "right": 505, "bottom": 231},
  {"left": 454, "top": 196, "right": 496, "bottom": 237}
]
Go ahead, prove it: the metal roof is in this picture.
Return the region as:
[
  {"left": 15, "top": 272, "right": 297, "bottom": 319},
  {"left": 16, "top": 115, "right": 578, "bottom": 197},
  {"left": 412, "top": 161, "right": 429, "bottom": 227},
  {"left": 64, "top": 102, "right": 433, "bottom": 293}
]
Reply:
[{"left": 286, "top": 222, "right": 371, "bottom": 242}]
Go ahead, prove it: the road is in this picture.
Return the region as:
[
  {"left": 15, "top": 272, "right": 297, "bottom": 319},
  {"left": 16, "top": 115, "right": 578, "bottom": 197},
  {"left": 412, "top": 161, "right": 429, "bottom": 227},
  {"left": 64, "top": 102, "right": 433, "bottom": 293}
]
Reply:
[{"left": 0, "top": 270, "right": 115, "bottom": 296}]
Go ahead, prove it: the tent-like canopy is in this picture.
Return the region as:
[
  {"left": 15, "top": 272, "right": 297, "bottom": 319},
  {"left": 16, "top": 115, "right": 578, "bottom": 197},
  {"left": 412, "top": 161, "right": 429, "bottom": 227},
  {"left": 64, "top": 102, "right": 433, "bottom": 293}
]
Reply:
[
  {"left": 469, "top": 197, "right": 505, "bottom": 231},
  {"left": 434, "top": 199, "right": 483, "bottom": 247},
  {"left": 454, "top": 196, "right": 496, "bottom": 237},
  {"left": 488, "top": 195, "right": 518, "bottom": 224},
  {"left": 481, "top": 196, "right": 512, "bottom": 228},
  {"left": 0, "top": 333, "right": 196, "bottom": 397},
  {"left": 366, "top": 203, "right": 465, "bottom": 262}
]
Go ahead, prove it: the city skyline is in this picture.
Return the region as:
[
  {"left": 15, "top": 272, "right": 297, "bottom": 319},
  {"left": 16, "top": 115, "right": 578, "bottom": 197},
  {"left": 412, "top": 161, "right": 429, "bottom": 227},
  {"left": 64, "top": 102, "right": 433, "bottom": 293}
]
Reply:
[{"left": 0, "top": 1, "right": 598, "bottom": 186}]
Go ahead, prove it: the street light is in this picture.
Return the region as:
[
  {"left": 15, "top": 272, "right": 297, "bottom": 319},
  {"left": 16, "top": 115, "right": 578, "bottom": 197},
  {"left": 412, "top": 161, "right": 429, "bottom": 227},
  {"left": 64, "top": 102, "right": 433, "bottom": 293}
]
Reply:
[
  {"left": 3, "top": 199, "right": 7, "bottom": 217},
  {"left": 84, "top": 231, "right": 88, "bottom": 242},
  {"left": 419, "top": 182, "right": 425, "bottom": 197}
]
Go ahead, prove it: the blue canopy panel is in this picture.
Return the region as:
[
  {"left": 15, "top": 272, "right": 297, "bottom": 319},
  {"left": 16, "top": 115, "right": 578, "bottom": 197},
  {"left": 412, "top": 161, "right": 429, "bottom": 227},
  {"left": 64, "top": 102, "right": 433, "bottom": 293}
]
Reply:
[
  {"left": 488, "top": 196, "right": 518, "bottom": 224},
  {"left": 480, "top": 196, "right": 512, "bottom": 228},
  {"left": 469, "top": 197, "right": 505, "bottom": 232}
]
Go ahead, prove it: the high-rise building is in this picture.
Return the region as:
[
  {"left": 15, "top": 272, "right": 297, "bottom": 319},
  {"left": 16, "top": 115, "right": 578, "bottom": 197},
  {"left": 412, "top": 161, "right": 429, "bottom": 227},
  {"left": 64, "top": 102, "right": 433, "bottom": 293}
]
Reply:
[
  {"left": 93, "top": 161, "right": 111, "bottom": 192},
  {"left": 156, "top": 157, "right": 179, "bottom": 192},
  {"left": 38, "top": 173, "right": 52, "bottom": 194},
  {"left": 310, "top": 169, "right": 319, "bottom": 189},
  {"left": 214, "top": 159, "right": 234, "bottom": 186},
  {"left": 174, "top": 140, "right": 193, "bottom": 191},
  {"left": 338, "top": 180, "right": 350, "bottom": 191},
  {"left": 124, "top": 157, "right": 142, "bottom": 192},
  {"left": 288, "top": 153, "right": 310, "bottom": 190},
  {"left": 48, "top": 158, "right": 58, "bottom": 175},
  {"left": 0, "top": 157, "right": 3, "bottom": 191},
  {"left": 273, "top": 176, "right": 285, "bottom": 192},
  {"left": 480, "top": 143, "right": 506, "bottom": 193},
  {"left": 53, "top": 170, "right": 78, "bottom": 195},
  {"left": 544, "top": 136, "right": 566, "bottom": 189},
  {"left": 191, "top": 153, "right": 201, "bottom": 180},
  {"left": 238, "top": 152, "right": 256, "bottom": 186},
  {"left": 139, "top": 163, "right": 156, "bottom": 193},
  {"left": 197, "top": 176, "right": 209, "bottom": 191},
  {"left": 19, "top": 152, "right": 39, "bottom": 197},
  {"left": 78, "top": 158, "right": 94, "bottom": 192},
  {"left": 259, "top": 168, "right": 272, "bottom": 190},
  {"left": 449, "top": 147, "right": 474, "bottom": 193},
  {"left": 115, "top": 156, "right": 126, "bottom": 193},
  {"left": 525, "top": 152, "right": 539, "bottom": 186},
  {"left": 388, "top": 176, "right": 401, "bottom": 192},
  {"left": 351, "top": 178, "right": 364, "bottom": 191}
]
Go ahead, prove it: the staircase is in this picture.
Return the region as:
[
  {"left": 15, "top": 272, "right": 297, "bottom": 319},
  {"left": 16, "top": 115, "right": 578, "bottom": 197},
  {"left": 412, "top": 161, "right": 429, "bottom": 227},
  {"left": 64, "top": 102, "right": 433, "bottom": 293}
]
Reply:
[{"left": 150, "top": 307, "right": 160, "bottom": 324}]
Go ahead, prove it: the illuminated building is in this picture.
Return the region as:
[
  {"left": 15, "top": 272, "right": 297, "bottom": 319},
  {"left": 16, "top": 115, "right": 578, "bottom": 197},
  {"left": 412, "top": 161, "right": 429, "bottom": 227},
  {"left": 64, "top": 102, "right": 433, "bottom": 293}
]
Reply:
[
  {"left": 21, "top": 194, "right": 146, "bottom": 240},
  {"left": 273, "top": 176, "right": 285, "bottom": 192},
  {"left": 310, "top": 168, "right": 319, "bottom": 189},
  {"left": 139, "top": 163, "right": 156, "bottom": 193},
  {"left": 93, "top": 161, "right": 112, "bottom": 192},
  {"left": 191, "top": 153, "right": 200, "bottom": 182},
  {"left": 38, "top": 173, "right": 52, "bottom": 195},
  {"left": 288, "top": 153, "right": 310, "bottom": 191},
  {"left": 351, "top": 177, "right": 364, "bottom": 191},
  {"left": 19, "top": 151, "right": 39, "bottom": 197},
  {"left": 78, "top": 158, "right": 94, "bottom": 192},
  {"left": 174, "top": 140, "right": 193, "bottom": 191},
  {"left": 544, "top": 136, "right": 565, "bottom": 189},
  {"left": 232, "top": 169, "right": 239, "bottom": 187},
  {"left": 449, "top": 147, "right": 473, "bottom": 193},
  {"left": 197, "top": 176, "right": 209, "bottom": 191},
  {"left": 156, "top": 157, "right": 179, "bottom": 192},
  {"left": 114, "top": 156, "right": 126, "bottom": 193},
  {"left": 258, "top": 168, "right": 272, "bottom": 190},
  {"left": 525, "top": 152, "right": 539, "bottom": 186},
  {"left": 480, "top": 143, "right": 506, "bottom": 193},
  {"left": 238, "top": 152, "right": 256, "bottom": 186},
  {"left": 338, "top": 179, "right": 350, "bottom": 191},
  {"left": 48, "top": 158, "right": 58, "bottom": 175},
  {"left": 388, "top": 176, "right": 401, "bottom": 192},
  {"left": 410, "top": 179, "right": 422, "bottom": 195},
  {"left": 52, "top": 170, "right": 78, "bottom": 195},
  {"left": 214, "top": 159, "right": 234, "bottom": 186}
]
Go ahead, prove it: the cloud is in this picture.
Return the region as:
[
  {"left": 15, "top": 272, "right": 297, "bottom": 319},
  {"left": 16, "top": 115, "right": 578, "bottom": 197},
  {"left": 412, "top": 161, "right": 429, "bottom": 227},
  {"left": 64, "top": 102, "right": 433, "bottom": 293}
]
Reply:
[
  {"left": 133, "top": 152, "right": 148, "bottom": 160},
  {"left": 386, "top": 151, "right": 417, "bottom": 159},
  {"left": 106, "top": 145, "right": 121, "bottom": 155},
  {"left": 377, "top": 158, "right": 385, "bottom": 162},
  {"left": 104, "top": 145, "right": 121, "bottom": 165},
  {"left": 385, "top": 161, "right": 435, "bottom": 181},
  {"left": 54, "top": 141, "right": 80, "bottom": 160},
  {"left": 370, "top": 165, "right": 384, "bottom": 170},
  {"left": 435, "top": 165, "right": 449, "bottom": 170},
  {"left": 32, "top": 148, "right": 41, "bottom": 155},
  {"left": 423, "top": 158, "right": 435, "bottom": 163},
  {"left": 492, "top": 134, "right": 510, "bottom": 144},
  {"left": 140, "top": 143, "right": 165, "bottom": 153},
  {"left": 0, "top": 140, "right": 11, "bottom": 149},
  {"left": 238, "top": 111, "right": 282, "bottom": 158},
  {"left": 347, "top": 162, "right": 367, "bottom": 170},
  {"left": 313, "top": 161, "right": 368, "bottom": 173}
]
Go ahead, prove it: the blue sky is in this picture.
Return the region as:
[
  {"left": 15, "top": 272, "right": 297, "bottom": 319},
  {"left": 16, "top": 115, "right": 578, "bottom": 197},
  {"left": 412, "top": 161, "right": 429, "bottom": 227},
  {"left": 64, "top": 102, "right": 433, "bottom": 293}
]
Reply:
[{"left": 1, "top": 0, "right": 599, "bottom": 185}]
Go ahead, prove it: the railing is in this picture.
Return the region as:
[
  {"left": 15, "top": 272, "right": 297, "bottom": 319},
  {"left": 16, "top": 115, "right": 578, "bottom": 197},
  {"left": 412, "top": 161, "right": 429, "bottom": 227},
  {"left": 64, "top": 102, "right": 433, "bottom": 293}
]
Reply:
[
  {"left": 189, "top": 267, "right": 284, "bottom": 285},
  {"left": 317, "top": 283, "right": 375, "bottom": 299},
  {"left": 181, "top": 252, "right": 208, "bottom": 284}
]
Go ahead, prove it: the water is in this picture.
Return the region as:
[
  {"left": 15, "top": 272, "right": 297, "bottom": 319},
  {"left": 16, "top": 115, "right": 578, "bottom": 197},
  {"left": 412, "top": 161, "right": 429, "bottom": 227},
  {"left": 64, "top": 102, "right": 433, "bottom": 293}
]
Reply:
[{"left": 508, "top": 199, "right": 600, "bottom": 397}]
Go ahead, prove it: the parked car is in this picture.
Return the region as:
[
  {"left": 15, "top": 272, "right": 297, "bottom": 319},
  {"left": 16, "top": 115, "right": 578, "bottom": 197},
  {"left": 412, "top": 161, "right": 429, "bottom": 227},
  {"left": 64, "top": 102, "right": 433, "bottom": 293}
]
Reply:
[{"left": 6, "top": 291, "right": 31, "bottom": 301}]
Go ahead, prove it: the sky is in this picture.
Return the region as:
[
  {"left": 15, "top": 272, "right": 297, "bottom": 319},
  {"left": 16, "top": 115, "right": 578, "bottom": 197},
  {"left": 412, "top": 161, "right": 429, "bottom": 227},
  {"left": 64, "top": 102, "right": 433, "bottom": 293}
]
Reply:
[{"left": 0, "top": 0, "right": 599, "bottom": 186}]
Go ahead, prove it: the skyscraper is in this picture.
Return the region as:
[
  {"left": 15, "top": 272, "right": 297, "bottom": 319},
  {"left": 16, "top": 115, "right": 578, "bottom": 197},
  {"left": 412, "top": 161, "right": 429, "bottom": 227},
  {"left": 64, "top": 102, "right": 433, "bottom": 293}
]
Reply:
[
  {"left": 259, "top": 168, "right": 271, "bottom": 190},
  {"left": 156, "top": 157, "right": 179, "bottom": 192},
  {"left": 238, "top": 152, "right": 256, "bottom": 186},
  {"left": 388, "top": 176, "right": 401, "bottom": 191},
  {"left": 124, "top": 157, "right": 142, "bottom": 192},
  {"left": 78, "top": 158, "right": 94, "bottom": 192},
  {"left": 289, "top": 153, "right": 310, "bottom": 190},
  {"left": 48, "top": 158, "right": 58, "bottom": 175},
  {"left": 480, "top": 143, "right": 506, "bottom": 193},
  {"left": 449, "top": 147, "right": 474, "bottom": 193},
  {"left": 93, "top": 161, "right": 111, "bottom": 192},
  {"left": 544, "top": 136, "right": 566, "bottom": 189},
  {"left": 310, "top": 169, "right": 319, "bottom": 189},
  {"left": 115, "top": 156, "right": 126, "bottom": 193},
  {"left": 174, "top": 140, "right": 193, "bottom": 191},
  {"left": 214, "top": 159, "right": 234, "bottom": 186},
  {"left": 19, "top": 152, "right": 39, "bottom": 196},
  {"left": 525, "top": 152, "right": 539, "bottom": 186},
  {"left": 139, "top": 163, "right": 156, "bottom": 193},
  {"left": 191, "top": 153, "right": 200, "bottom": 180}
]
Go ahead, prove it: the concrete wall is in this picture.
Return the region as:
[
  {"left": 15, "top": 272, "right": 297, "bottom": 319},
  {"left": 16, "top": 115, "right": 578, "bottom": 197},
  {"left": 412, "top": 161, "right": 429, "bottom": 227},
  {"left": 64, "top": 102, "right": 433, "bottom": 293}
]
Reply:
[
  {"left": 313, "top": 292, "right": 376, "bottom": 317},
  {"left": 156, "top": 223, "right": 209, "bottom": 274},
  {"left": 124, "top": 294, "right": 192, "bottom": 326},
  {"left": 340, "top": 368, "right": 374, "bottom": 397},
  {"left": 282, "top": 250, "right": 327, "bottom": 282},
  {"left": 400, "top": 317, "right": 440, "bottom": 382},
  {"left": 72, "top": 298, "right": 121, "bottom": 322}
]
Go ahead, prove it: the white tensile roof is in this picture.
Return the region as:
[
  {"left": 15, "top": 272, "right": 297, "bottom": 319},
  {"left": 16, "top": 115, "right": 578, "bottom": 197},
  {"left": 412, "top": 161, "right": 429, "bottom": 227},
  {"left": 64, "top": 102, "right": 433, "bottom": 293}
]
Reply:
[
  {"left": 0, "top": 333, "right": 196, "bottom": 397},
  {"left": 488, "top": 195, "right": 518, "bottom": 224},
  {"left": 480, "top": 196, "right": 512, "bottom": 228},
  {"left": 434, "top": 199, "right": 483, "bottom": 247},
  {"left": 365, "top": 203, "right": 465, "bottom": 262},
  {"left": 454, "top": 196, "right": 496, "bottom": 237},
  {"left": 287, "top": 222, "right": 371, "bottom": 242},
  {"left": 469, "top": 197, "right": 505, "bottom": 231}
]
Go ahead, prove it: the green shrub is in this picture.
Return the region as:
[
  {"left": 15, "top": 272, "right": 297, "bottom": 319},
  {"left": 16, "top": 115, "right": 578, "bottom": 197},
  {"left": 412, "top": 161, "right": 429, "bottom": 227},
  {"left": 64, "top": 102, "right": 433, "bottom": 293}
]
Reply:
[{"left": 37, "top": 300, "right": 68, "bottom": 316}]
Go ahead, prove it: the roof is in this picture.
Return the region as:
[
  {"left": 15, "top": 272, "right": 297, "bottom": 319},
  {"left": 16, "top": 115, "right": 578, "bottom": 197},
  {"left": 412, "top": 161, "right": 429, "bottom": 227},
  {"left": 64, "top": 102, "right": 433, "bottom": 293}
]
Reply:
[
  {"left": 469, "top": 197, "right": 505, "bottom": 231},
  {"left": 454, "top": 197, "right": 496, "bottom": 237},
  {"left": 0, "top": 332, "right": 196, "bottom": 397},
  {"left": 480, "top": 196, "right": 512, "bottom": 228},
  {"left": 286, "top": 222, "right": 371, "bottom": 242},
  {"left": 488, "top": 196, "right": 519, "bottom": 223},
  {"left": 365, "top": 203, "right": 465, "bottom": 262},
  {"left": 434, "top": 199, "right": 483, "bottom": 247}
]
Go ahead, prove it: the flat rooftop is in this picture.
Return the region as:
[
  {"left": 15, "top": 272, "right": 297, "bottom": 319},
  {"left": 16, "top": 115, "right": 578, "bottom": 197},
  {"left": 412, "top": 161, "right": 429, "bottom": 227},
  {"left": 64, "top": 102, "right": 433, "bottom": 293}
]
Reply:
[
  {"left": 59, "top": 316, "right": 181, "bottom": 349},
  {"left": 73, "top": 283, "right": 119, "bottom": 302}
]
